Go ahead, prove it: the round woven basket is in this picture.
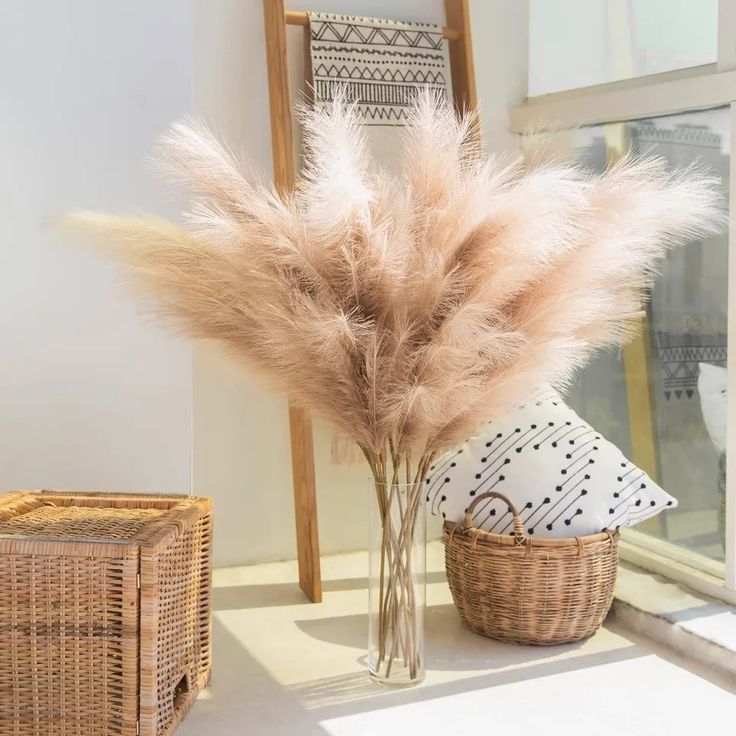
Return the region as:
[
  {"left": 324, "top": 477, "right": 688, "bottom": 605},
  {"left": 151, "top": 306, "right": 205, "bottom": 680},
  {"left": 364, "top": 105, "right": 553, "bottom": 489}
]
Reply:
[{"left": 444, "top": 491, "right": 619, "bottom": 645}]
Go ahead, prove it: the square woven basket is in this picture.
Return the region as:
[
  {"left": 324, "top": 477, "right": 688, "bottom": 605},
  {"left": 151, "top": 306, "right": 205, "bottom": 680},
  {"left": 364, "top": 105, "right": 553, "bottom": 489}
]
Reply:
[{"left": 0, "top": 490, "right": 213, "bottom": 736}]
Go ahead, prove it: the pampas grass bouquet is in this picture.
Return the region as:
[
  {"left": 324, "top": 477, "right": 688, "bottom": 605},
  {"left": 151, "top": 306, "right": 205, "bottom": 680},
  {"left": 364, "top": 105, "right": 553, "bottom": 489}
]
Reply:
[{"left": 63, "top": 92, "right": 722, "bottom": 684}]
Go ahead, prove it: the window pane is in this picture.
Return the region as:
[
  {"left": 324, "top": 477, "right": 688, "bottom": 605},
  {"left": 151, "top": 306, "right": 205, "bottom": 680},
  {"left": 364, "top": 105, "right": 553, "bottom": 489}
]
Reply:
[
  {"left": 529, "top": 0, "right": 718, "bottom": 96},
  {"left": 564, "top": 108, "right": 729, "bottom": 563}
]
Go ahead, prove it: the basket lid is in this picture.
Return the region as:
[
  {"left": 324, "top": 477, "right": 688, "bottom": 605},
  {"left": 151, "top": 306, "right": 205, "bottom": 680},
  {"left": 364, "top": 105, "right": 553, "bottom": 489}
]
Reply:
[{"left": 0, "top": 491, "right": 201, "bottom": 543}]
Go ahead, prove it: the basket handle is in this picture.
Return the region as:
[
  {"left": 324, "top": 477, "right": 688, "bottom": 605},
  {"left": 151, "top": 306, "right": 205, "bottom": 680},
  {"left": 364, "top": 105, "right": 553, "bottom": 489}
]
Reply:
[{"left": 463, "top": 491, "right": 526, "bottom": 539}]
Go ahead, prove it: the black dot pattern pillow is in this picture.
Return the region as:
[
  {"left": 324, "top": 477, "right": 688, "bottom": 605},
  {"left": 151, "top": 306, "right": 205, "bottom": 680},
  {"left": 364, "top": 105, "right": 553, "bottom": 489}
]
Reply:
[{"left": 426, "top": 388, "right": 676, "bottom": 537}]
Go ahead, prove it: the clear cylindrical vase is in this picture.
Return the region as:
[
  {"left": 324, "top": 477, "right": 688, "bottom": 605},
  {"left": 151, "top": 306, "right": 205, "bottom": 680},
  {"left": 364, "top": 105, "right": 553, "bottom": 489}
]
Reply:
[{"left": 368, "top": 480, "right": 426, "bottom": 686}]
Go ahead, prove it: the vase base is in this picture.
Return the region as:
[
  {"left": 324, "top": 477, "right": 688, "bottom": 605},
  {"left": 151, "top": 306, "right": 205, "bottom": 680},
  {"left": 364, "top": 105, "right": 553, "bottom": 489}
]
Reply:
[{"left": 369, "top": 668, "right": 425, "bottom": 687}]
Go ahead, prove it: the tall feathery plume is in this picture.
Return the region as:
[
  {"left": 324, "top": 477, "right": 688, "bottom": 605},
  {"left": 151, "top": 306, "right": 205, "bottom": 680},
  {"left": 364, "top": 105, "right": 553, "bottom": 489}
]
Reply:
[{"left": 61, "top": 91, "right": 724, "bottom": 681}]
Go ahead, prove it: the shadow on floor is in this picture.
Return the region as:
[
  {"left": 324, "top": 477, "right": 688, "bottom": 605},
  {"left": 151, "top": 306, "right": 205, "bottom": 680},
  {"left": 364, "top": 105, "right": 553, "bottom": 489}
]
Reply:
[
  {"left": 180, "top": 608, "right": 649, "bottom": 734},
  {"left": 288, "top": 643, "right": 646, "bottom": 719},
  {"left": 213, "top": 571, "right": 448, "bottom": 611},
  {"left": 177, "top": 617, "right": 334, "bottom": 736},
  {"left": 294, "top": 603, "right": 587, "bottom": 671},
  {"left": 185, "top": 573, "right": 670, "bottom": 734},
  {"left": 295, "top": 603, "right": 582, "bottom": 670}
]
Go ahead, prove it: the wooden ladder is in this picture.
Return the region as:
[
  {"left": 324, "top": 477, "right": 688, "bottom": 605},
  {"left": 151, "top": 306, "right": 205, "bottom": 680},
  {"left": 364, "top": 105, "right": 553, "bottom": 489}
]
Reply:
[{"left": 262, "top": 0, "right": 478, "bottom": 602}]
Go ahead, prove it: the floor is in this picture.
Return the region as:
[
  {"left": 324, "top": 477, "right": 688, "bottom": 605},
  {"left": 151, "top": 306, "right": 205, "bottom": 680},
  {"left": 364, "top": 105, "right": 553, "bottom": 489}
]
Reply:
[{"left": 179, "top": 543, "right": 736, "bottom": 736}]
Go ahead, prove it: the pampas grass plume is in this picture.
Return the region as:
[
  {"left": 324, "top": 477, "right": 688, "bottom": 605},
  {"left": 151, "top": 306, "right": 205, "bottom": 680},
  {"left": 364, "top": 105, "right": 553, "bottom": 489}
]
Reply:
[{"left": 61, "top": 93, "right": 724, "bottom": 479}]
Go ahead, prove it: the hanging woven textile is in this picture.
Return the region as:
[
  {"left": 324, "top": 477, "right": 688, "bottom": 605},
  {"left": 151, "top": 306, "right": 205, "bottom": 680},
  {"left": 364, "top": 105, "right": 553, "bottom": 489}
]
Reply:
[{"left": 307, "top": 12, "right": 453, "bottom": 163}]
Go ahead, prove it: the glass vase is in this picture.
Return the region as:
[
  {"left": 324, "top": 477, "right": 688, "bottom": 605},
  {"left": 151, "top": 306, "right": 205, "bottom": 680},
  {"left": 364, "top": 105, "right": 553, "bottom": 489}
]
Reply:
[{"left": 368, "top": 479, "right": 426, "bottom": 686}]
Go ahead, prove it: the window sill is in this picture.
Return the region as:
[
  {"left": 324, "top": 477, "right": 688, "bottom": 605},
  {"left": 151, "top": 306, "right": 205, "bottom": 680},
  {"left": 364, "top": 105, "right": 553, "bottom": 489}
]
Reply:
[{"left": 612, "top": 561, "right": 736, "bottom": 679}]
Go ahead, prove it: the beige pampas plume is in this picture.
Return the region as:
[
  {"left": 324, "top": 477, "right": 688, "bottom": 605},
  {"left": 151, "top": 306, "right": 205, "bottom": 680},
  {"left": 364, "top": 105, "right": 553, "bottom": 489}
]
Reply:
[{"left": 61, "top": 92, "right": 724, "bottom": 476}]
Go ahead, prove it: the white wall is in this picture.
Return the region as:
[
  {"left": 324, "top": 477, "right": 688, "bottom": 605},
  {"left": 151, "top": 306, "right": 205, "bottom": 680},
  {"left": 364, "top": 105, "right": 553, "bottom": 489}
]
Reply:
[
  {"left": 0, "top": 1, "right": 193, "bottom": 491},
  {"left": 471, "top": 0, "right": 529, "bottom": 152},
  {"left": 0, "top": 0, "right": 528, "bottom": 567}
]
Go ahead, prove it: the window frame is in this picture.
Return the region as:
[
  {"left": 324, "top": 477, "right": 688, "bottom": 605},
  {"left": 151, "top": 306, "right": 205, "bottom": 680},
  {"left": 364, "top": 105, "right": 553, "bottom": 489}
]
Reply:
[{"left": 509, "top": 0, "right": 736, "bottom": 601}]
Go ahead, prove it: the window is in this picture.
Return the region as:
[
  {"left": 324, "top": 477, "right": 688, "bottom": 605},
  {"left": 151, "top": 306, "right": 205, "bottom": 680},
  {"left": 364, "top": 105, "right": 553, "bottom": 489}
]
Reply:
[
  {"left": 514, "top": 2, "right": 736, "bottom": 603},
  {"left": 529, "top": 0, "right": 718, "bottom": 96},
  {"left": 567, "top": 109, "right": 729, "bottom": 565}
]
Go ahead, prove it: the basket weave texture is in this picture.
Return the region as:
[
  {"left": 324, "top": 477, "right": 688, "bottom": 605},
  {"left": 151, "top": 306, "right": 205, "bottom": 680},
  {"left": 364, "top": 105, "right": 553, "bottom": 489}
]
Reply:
[
  {"left": 0, "top": 490, "right": 212, "bottom": 736},
  {"left": 444, "top": 491, "right": 618, "bottom": 645}
]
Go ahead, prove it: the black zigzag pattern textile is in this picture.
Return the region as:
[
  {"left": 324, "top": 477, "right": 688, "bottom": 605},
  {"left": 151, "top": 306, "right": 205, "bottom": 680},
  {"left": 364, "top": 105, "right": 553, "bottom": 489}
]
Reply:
[
  {"left": 653, "top": 330, "right": 727, "bottom": 400},
  {"left": 426, "top": 388, "right": 677, "bottom": 538},
  {"left": 308, "top": 13, "right": 451, "bottom": 127}
]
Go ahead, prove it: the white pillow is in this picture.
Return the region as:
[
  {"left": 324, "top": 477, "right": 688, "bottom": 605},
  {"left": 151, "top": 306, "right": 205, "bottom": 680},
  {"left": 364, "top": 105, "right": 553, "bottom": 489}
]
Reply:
[
  {"left": 426, "top": 388, "right": 677, "bottom": 538},
  {"left": 698, "top": 362, "right": 727, "bottom": 455}
]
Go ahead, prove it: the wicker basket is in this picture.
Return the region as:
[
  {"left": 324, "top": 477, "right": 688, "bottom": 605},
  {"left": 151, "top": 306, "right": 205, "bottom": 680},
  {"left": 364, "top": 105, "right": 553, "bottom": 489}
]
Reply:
[
  {"left": 444, "top": 491, "right": 618, "bottom": 645},
  {"left": 0, "top": 490, "right": 213, "bottom": 736}
]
